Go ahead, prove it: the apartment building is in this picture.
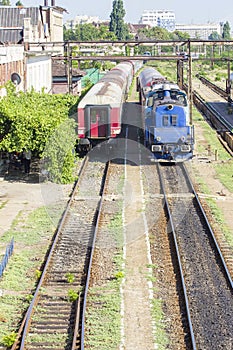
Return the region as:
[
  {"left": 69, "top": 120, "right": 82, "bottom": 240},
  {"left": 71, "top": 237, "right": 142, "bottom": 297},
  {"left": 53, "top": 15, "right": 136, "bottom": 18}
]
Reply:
[
  {"left": 139, "top": 10, "right": 175, "bottom": 32},
  {"left": 175, "top": 22, "right": 223, "bottom": 39}
]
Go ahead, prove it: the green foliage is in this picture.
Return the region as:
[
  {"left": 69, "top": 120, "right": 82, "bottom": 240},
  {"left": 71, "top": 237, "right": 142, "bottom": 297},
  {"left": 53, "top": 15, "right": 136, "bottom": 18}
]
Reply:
[
  {"left": 0, "top": 0, "right": 11, "bottom": 5},
  {"left": 64, "top": 24, "right": 117, "bottom": 41},
  {"left": 25, "top": 294, "right": 34, "bottom": 303},
  {"left": 67, "top": 289, "right": 79, "bottom": 302},
  {"left": 35, "top": 269, "right": 42, "bottom": 279},
  {"left": 2, "top": 332, "right": 17, "bottom": 347},
  {"left": 209, "top": 31, "right": 222, "bottom": 40},
  {"left": 114, "top": 271, "right": 124, "bottom": 280},
  {"left": 0, "top": 82, "right": 77, "bottom": 153},
  {"left": 65, "top": 272, "right": 75, "bottom": 283},
  {"left": 109, "top": 0, "right": 130, "bottom": 40},
  {"left": 222, "top": 21, "right": 231, "bottom": 40},
  {"left": 41, "top": 119, "right": 77, "bottom": 183},
  {"left": 172, "top": 30, "right": 190, "bottom": 40},
  {"left": 138, "top": 26, "right": 174, "bottom": 41},
  {"left": 0, "top": 82, "right": 78, "bottom": 183}
]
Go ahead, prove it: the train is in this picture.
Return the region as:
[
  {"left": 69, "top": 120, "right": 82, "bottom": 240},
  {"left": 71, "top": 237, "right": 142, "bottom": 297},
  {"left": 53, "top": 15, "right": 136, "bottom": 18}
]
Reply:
[
  {"left": 77, "top": 60, "right": 142, "bottom": 153},
  {"left": 137, "top": 67, "right": 195, "bottom": 161}
]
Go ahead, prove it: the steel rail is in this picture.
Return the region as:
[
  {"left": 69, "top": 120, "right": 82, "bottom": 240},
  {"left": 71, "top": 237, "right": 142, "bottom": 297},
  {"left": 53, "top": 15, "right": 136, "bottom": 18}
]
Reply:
[
  {"left": 80, "top": 161, "right": 110, "bottom": 350},
  {"left": 197, "top": 75, "right": 229, "bottom": 100},
  {"left": 157, "top": 163, "right": 197, "bottom": 350},
  {"left": 11, "top": 155, "right": 89, "bottom": 350},
  {"left": 184, "top": 82, "right": 233, "bottom": 133},
  {"left": 182, "top": 163, "right": 233, "bottom": 289}
]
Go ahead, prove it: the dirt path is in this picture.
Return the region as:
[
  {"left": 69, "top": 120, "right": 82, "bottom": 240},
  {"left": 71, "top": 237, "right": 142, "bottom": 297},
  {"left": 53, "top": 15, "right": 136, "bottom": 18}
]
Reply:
[{"left": 121, "top": 161, "right": 155, "bottom": 349}]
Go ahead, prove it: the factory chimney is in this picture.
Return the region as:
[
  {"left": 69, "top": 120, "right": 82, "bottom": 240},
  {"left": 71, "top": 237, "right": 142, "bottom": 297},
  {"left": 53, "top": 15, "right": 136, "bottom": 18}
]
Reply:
[
  {"left": 44, "top": 0, "right": 48, "bottom": 5},
  {"left": 51, "top": 0, "right": 55, "bottom": 6}
]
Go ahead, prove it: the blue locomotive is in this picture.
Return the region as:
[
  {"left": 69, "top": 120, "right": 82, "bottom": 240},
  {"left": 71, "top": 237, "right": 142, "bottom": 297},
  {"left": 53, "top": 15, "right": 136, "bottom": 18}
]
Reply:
[{"left": 138, "top": 68, "right": 194, "bottom": 161}]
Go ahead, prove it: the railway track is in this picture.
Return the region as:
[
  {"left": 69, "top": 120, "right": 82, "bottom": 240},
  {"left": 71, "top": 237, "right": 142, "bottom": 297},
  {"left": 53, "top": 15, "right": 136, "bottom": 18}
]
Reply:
[
  {"left": 11, "top": 155, "right": 109, "bottom": 350},
  {"left": 197, "top": 75, "right": 230, "bottom": 101},
  {"left": 184, "top": 79, "right": 233, "bottom": 153},
  {"left": 157, "top": 162, "right": 233, "bottom": 349}
]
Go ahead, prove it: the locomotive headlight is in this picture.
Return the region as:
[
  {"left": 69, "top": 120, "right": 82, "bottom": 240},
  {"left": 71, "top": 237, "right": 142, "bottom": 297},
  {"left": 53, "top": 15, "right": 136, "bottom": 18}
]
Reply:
[
  {"left": 156, "top": 136, "right": 161, "bottom": 141},
  {"left": 167, "top": 104, "right": 173, "bottom": 110}
]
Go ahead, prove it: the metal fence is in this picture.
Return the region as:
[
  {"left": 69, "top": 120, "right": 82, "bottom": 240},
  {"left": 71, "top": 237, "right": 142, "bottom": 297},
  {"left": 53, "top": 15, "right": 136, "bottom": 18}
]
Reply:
[{"left": 0, "top": 238, "right": 14, "bottom": 278}]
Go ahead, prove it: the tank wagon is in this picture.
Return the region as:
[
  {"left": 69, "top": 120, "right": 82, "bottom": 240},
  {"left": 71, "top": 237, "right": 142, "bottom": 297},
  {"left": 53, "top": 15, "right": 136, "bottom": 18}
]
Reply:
[
  {"left": 138, "top": 67, "right": 195, "bottom": 161},
  {"left": 137, "top": 67, "right": 166, "bottom": 106},
  {"left": 77, "top": 60, "right": 142, "bottom": 153}
]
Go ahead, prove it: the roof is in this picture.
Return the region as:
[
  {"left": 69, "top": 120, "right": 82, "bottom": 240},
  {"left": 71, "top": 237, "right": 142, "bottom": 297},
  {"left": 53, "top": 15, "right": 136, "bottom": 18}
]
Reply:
[
  {"left": 52, "top": 60, "right": 86, "bottom": 79},
  {"left": 0, "top": 29, "right": 23, "bottom": 44},
  {"left": 0, "top": 6, "right": 39, "bottom": 44},
  {"left": 128, "top": 23, "right": 150, "bottom": 33},
  {"left": 0, "top": 7, "right": 39, "bottom": 27}
]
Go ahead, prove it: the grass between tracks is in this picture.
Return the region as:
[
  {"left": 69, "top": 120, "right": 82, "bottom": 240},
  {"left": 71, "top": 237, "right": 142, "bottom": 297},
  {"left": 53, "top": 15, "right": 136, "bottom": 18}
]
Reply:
[
  {"left": 84, "top": 208, "right": 124, "bottom": 349},
  {"left": 0, "top": 205, "right": 62, "bottom": 346},
  {"left": 192, "top": 108, "right": 233, "bottom": 248}
]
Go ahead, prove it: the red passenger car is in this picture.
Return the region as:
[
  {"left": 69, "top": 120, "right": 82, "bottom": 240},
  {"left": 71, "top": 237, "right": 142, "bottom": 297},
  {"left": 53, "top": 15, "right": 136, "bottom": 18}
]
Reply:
[{"left": 77, "top": 60, "right": 142, "bottom": 152}]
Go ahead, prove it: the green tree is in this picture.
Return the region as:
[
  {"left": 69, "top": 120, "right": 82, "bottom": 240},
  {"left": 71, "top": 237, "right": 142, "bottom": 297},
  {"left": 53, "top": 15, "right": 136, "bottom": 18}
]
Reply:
[
  {"left": 63, "top": 24, "right": 117, "bottom": 41},
  {"left": 0, "top": 82, "right": 78, "bottom": 183},
  {"left": 138, "top": 26, "right": 171, "bottom": 40},
  {"left": 209, "top": 31, "right": 222, "bottom": 40},
  {"left": 0, "top": 0, "right": 11, "bottom": 5},
  {"left": 109, "top": 0, "right": 129, "bottom": 40},
  {"left": 172, "top": 30, "right": 190, "bottom": 40},
  {"left": 15, "top": 0, "right": 23, "bottom": 5},
  {"left": 222, "top": 21, "right": 231, "bottom": 40}
]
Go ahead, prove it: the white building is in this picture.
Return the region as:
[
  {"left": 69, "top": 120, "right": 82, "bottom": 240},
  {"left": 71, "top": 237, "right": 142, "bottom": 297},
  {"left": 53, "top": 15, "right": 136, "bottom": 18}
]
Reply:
[
  {"left": 64, "top": 15, "right": 107, "bottom": 30},
  {"left": 25, "top": 53, "right": 52, "bottom": 93},
  {"left": 175, "top": 23, "right": 223, "bottom": 39},
  {"left": 139, "top": 10, "right": 175, "bottom": 32}
]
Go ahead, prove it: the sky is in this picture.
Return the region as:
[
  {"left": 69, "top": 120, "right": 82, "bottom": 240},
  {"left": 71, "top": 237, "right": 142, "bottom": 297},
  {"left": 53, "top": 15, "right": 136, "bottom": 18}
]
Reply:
[{"left": 18, "top": 0, "right": 233, "bottom": 28}]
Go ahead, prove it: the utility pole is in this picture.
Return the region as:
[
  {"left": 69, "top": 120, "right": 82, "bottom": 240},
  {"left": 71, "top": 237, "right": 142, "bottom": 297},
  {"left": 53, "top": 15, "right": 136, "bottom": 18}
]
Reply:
[{"left": 187, "top": 40, "right": 193, "bottom": 124}]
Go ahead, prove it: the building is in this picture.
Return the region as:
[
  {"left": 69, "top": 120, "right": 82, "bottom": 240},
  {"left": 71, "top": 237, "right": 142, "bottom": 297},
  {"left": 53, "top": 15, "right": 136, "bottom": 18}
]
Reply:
[
  {"left": 139, "top": 10, "right": 175, "bottom": 32},
  {"left": 0, "top": 1, "right": 69, "bottom": 94},
  {"left": 0, "top": 46, "right": 24, "bottom": 89},
  {"left": 52, "top": 60, "right": 85, "bottom": 94},
  {"left": 64, "top": 15, "right": 108, "bottom": 30},
  {"left": 0, "top": 1, "right": 65, "bottom": 52},
  {"left": 0, "top": 44, "right": 53, "bottom": 94},
  {"left": 175, "top": 23, "right": 223, "bottom": 40}
]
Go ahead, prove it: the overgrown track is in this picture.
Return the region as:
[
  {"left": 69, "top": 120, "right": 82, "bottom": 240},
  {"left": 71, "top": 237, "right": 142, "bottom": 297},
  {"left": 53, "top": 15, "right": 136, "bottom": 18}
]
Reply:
[
  {"left": 197, "top": 75, "right": 230, "bottom": 101},
  {"left": 158, "top": 163, "right": 233, "bottom": 350},
  {"left": 11, "top": 156, "right": 108, "bottom": 350}
]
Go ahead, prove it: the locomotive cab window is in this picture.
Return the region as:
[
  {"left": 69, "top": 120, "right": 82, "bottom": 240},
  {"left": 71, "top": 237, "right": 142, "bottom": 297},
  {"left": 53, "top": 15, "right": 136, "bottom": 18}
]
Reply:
[
  {"left": 163, "top": 115, "right": 177, "bottom": 126},
  {"left": 163, "top": 115, "right": 169, "bottom": 126},
  {"left": 171, "top": 115, "right": 177, "bottom": 126}
]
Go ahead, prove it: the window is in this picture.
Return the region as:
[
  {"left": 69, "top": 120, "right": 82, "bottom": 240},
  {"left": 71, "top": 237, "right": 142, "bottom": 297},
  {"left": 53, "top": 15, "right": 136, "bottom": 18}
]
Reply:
[
  {"left": 90, "top": 108, "right": 108, "bottom": 124},
  {"left": 163, "top": 115, "right": 169, "bottom": 126},
  {"left": 163, "top": 115, "right": 178, "bottom": 126},
  {"left": 91, "top": 111, "right": 96, "bottom": 123},
  {"left": 171, "top": 115, "right": 177, "bottom": 125}
]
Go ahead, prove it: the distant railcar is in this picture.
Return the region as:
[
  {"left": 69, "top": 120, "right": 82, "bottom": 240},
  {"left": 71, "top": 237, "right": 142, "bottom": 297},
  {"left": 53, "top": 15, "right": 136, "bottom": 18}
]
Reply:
[
  {"left": 137, "top": 67, "right": 166, "bottom": 105},
  {"left": 77, "top": 60, "right": 142, "bottom": 153},
  {"left": 138, "top": 67, "right": 195, "bottom": 161}
]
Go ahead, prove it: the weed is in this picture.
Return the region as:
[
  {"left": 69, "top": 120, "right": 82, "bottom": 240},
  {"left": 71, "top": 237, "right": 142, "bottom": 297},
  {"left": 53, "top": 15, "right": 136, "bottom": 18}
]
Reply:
[
  {"left": 67, "top": 289, "right": 79, "bottom": 302},
  {"left": 1, "top": 332, "right": 17, "bottom": 347},
  {"left": 65, "top": 272, "right": 75, "bottom": 283}
]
